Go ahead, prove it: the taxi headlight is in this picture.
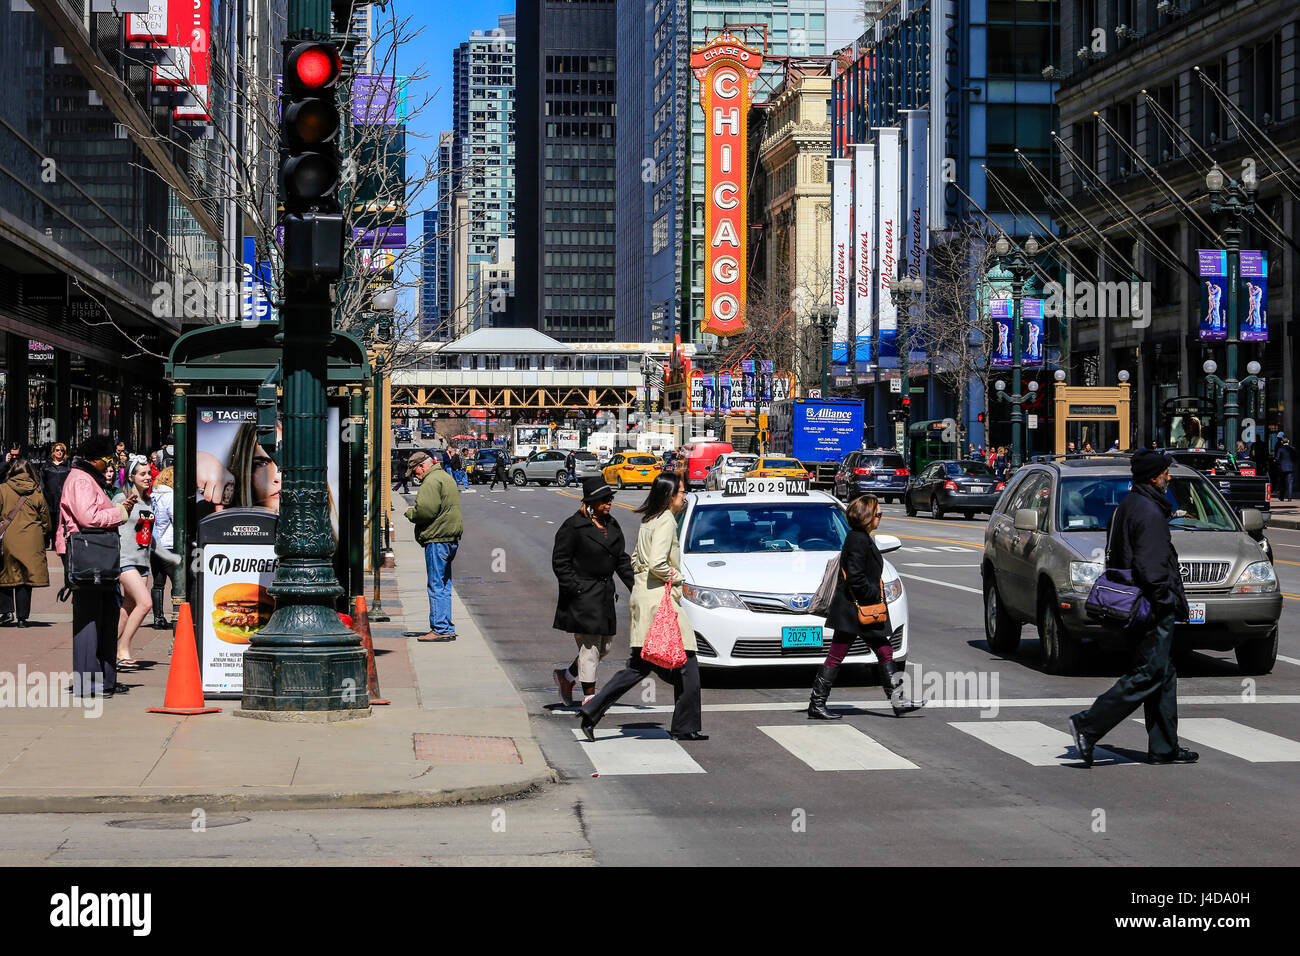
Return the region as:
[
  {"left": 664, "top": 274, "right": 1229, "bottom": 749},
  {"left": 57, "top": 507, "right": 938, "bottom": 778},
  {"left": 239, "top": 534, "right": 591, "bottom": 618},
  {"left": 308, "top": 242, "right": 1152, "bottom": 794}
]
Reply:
[
  {"left": 1232, "top": 561, "right": 1278, "bottom": 593},
  {"left": 883, "top": 577, "right": 903, "bottom": 603},
  {"left": 682, "top": 583, "right": 745, "bottom": 610},
  {"left": 1069, "top": 561, "right": 1104, "bottom": 592}
]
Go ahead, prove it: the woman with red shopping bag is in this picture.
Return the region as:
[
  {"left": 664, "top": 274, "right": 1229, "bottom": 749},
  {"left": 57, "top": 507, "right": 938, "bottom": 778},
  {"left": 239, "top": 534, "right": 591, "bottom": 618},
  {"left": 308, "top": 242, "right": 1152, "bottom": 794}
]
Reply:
[{"left": 578, "top": 471, "right": 706, "bottom": 741}]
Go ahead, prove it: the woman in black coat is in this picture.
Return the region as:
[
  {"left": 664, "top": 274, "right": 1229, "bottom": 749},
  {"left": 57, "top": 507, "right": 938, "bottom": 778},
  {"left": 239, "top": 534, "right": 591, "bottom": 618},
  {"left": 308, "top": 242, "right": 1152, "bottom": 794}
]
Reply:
[
  {"left": 810, "top": 493, "right": 923, "bottom": 719},
  {"left": 551, "top": 476, "right": 635, "bottom": 706},
  {"left": 41, "top": 443, "right": 71, "bottom": 549}
]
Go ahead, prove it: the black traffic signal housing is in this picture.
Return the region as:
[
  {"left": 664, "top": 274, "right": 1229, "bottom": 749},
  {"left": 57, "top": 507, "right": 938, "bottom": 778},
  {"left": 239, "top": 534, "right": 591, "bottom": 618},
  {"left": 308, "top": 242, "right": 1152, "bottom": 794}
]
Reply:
[{"left": 280, "top": 38, "right": 345, "bottom": 279}]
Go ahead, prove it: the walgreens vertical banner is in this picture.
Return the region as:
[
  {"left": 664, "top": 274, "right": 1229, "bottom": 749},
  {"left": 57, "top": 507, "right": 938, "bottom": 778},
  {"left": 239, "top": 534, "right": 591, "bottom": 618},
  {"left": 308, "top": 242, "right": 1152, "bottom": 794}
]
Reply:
[
  {"left": 904, "top": 111, "right": 929, "bottom": 282},
  {"left": 852, "top": 144, "right": 876, "bottom": 364},
  {"left": 691, "top": 33, "right": 763, "bottom": 337},
  {"left": 875, "top": 127, "right": 902, "bottom": 346},
  {"left": 830, "top": 157, "right": 853, "bottom": 345}
]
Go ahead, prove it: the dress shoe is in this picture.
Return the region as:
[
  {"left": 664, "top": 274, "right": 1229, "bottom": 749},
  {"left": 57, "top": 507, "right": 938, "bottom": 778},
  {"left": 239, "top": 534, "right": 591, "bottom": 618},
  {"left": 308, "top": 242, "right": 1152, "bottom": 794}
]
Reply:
[
  {"left": 16, "top": 619, "right": 28, "bottom": 629},
  {"left": 577, "top": 711, "right": 597, "bottom": 742},
  {"left": 105, "top": 683, "right": 130, "bottom": 696},
  {"left": 1068, "top": 713, "right": 1095, "bottom": 768},
  {"left": 1148, "top": 748, "right": 1199, "bottom": 765},
  {"left": 669, "top": 731, "right": 709, "bottom": 741},
  {"left": 0, "top": 613, "right": 14, "bottom": 627}
]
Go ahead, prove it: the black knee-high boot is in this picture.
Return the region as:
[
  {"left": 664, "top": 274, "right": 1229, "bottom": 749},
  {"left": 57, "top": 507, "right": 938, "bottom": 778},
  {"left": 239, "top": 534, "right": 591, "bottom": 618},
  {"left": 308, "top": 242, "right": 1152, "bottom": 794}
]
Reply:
[
  {"left": 880, "top": 660, "right": 924, "bottom": 716},
  {"left": 807, "top": 664, "right": 843, "bottom": 719},
  {"left": 151, "top": 585, "right": 168, "bottom": 628}
]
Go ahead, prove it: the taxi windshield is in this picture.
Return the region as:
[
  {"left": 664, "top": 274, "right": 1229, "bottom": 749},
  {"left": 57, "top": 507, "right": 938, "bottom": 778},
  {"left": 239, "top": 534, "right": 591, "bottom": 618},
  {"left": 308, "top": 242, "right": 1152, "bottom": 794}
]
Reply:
[
  {"left": 685, "top": 503, "right": 849, "bottom": 554},
  {"left": 1057, "top": 476, "right": 1238, "bottom": 532}
]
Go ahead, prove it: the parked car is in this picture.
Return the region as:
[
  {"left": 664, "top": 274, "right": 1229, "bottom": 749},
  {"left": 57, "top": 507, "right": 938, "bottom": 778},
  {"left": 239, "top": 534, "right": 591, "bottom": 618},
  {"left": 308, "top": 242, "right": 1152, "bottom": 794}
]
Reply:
[
  {"left": 904, "top": 459, "right": 1005, "bottom": 519},
  {"left": 679, "top": 440, "right": 734, "bottom": 489},
  {"left": 981, "top": 455, "right": 1281, "bottom": 675},
  {"left": 510, "top": 449, "right": 571, "bottom": 486},
  {"left": 704, "top": 453, "right": 759, "bottom": 490},
  {"left": 832, "top": 449, "right": 910, "bottom": 504}
]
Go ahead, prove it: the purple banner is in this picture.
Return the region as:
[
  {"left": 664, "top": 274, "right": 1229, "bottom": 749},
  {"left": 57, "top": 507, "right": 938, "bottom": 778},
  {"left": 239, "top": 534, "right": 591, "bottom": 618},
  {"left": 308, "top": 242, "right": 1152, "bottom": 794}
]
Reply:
[
  {"left": 1198, "top": 249, "right": 1227, "bottom": 277},
  {"left": 1021, "top": 298, "right": 1045, "bottom": 366},
  {"left": 991, "top": 297, "right": 1012, "bottom": 368},
  {"left": 1240, "top": 250, "right": 1266, "bottom": 279},
  {"left": 351, "top": 75, "right": 405, "bottom": 125},
  {"left": 1200, "top": 278, "right": 1228, "bottom": 340},
  {"left": 353, "top": 224, "right": 407, "bottom": 249},
  {"left": 1242, "top": 276, "right": 1268, "bottom": 342}
]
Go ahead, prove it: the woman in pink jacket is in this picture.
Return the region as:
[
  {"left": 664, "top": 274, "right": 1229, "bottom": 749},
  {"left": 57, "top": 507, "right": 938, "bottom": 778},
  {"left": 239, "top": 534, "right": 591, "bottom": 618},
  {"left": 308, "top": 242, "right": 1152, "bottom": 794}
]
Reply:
[{"left": 57, "top": 435, "right": 133, "bottom": 697}]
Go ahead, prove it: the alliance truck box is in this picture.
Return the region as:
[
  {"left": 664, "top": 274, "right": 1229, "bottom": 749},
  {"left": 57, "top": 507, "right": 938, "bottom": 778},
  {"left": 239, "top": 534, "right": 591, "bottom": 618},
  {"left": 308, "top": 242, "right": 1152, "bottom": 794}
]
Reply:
[{"left": 768, "top": 398, "right": 866, "bottom": 486}]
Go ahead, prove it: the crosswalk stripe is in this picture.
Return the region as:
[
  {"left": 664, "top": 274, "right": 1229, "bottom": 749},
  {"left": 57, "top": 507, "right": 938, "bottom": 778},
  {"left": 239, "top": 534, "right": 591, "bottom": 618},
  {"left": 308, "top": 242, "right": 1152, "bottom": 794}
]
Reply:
[
  {"left": 758, "top": 724, "right": 919, "bottom": 771},
  {"left": 570, "top": 728, "right": 706, "bottom": 775},
  {"left": 1138, "top": 717, "right": 1300, "bottom": 762},
  {"left": 951, "top": 720, "right": 1135, "bottom": 767}
]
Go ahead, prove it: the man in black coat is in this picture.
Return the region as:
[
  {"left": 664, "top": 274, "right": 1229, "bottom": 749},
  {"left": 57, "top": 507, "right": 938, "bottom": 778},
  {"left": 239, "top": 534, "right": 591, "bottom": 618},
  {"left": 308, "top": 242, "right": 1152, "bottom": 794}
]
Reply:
[
  {"left": 550, "top": 477, "right": 635, "bottom": 706},
  {"left": 489, "top": 452, "right": 509, "bottom": 491},
  {"left": 1069, "top": 448, "right": 1198, "bottom": 767}
]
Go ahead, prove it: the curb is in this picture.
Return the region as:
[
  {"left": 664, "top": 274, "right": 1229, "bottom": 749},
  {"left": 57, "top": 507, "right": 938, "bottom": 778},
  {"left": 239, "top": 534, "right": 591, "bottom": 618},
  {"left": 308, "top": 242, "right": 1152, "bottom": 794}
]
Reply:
[
  {"left": 0, "top": 769, "right": 560, "bottom": 814},
  {"left": 1268, "top": 516, "right": 1300, "bottom": 531}
]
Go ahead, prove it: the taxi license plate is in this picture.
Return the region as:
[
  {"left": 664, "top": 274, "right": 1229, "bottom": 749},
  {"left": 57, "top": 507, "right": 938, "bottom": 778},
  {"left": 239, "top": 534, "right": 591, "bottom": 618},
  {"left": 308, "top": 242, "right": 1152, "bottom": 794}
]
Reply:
[
  {"left": 782, "top": 626, "right": 824, "bottom": 649},
  {"left": 1186, "top": 602, "right": 1206, "bottom": 624}
]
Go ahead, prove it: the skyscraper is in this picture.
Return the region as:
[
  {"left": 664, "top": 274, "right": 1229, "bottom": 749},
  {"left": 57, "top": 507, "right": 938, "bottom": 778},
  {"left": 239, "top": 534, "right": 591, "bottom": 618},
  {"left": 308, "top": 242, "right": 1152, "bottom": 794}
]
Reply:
[{"left": 516, "top": 0, "right": 618, "bottom": 342}]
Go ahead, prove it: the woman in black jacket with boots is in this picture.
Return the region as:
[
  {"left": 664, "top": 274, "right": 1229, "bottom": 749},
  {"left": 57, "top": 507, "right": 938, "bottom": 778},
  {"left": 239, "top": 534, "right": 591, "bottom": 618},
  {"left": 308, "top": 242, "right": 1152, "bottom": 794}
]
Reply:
[
  {"left": 810, "top": 493, "right": 923, "bottom": 719},
  {"left": 550, "top": 476, "right": 636, "bottom": 706}
]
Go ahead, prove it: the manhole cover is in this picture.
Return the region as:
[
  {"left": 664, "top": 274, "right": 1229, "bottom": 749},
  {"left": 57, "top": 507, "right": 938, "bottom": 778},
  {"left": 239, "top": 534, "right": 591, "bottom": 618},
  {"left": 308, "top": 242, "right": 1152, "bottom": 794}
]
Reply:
[
  {"left": 108, "top": 815, "right": 250, "bottom": 830},
  {"left": 412, "top": 733, "right": 522, "bottom": 764}
]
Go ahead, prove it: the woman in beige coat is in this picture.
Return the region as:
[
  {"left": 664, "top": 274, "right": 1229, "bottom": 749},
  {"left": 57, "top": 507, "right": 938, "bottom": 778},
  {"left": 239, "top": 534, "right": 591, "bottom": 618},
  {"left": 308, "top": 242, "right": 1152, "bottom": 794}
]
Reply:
[
  {"left": 0, "top": 458, "right": 53, "bottom": 627},
  {"left": 578, "top": 471, "right": 707, "bottom": 741}
]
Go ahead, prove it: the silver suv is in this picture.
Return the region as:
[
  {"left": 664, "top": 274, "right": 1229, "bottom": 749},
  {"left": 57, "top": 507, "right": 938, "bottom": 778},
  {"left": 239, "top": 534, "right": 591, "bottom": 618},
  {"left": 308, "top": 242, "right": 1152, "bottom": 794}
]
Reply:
[{"left": 982, "top": 456, "right": 1280, "bottom": 675}]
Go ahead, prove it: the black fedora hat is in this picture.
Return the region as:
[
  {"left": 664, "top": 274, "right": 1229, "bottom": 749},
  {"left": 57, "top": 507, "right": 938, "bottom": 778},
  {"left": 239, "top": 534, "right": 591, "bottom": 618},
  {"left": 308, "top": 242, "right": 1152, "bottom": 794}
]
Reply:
[{"left": 580, "top": 476, "right": 616, "bottom": 503}]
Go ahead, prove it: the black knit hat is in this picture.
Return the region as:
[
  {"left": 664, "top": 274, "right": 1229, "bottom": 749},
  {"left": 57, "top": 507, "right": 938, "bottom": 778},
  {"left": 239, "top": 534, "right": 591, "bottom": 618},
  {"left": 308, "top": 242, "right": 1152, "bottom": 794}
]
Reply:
[{"left": 1131, "top": 447, "right": 1173, "bottom": 483}]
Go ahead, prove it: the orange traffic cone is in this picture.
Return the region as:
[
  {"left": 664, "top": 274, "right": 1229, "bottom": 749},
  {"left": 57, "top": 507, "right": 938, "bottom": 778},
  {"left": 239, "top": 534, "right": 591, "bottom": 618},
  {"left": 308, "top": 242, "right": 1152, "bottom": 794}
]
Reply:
[
  {"left": 148, "top": 602, "right": 221, "bottom": 715},
  {"left": 353, "top": 595, "right": 390, "bottom": 705}
]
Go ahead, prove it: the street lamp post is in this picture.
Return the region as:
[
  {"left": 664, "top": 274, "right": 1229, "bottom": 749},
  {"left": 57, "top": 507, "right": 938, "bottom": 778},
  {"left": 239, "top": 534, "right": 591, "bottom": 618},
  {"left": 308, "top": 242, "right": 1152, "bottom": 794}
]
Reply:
[
  {"left": 1204, "top": 163, "right": 1259, "bottom": 453},
  {"left": 888, "top": 275, "right": 923, "bottom": 461},
  {"left": 366, "top": 288, "right": 397, "bottom": 623},
  {"left": 812, "top": 306, "right": 836, "bottom": 397},
  {"left": 992, "top": 235, "right": 1040, "bottom": 468},
  {"left": 1203, "top": 359, "right": 1263, "bottom": 452}
]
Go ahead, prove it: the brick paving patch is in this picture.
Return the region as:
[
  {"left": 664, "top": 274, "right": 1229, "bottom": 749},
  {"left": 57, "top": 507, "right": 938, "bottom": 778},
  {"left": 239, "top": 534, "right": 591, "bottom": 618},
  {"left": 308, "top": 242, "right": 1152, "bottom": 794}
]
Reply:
[{"left": 412, "top": 733, "right": 522, "bottom": 764}]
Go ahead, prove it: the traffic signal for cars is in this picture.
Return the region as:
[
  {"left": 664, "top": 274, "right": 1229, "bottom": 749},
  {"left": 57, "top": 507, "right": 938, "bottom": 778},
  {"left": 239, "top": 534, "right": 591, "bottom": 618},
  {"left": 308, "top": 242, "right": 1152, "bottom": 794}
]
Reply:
[{"left": 280, "top": 38, "right": 345, "bottom": 279}]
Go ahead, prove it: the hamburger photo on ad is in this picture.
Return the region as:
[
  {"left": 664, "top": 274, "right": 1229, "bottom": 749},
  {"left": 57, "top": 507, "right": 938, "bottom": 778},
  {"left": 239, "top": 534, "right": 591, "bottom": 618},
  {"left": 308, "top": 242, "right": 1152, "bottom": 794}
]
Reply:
[{"left": 211, "top": 583, "right": 274, "bottom": 644}]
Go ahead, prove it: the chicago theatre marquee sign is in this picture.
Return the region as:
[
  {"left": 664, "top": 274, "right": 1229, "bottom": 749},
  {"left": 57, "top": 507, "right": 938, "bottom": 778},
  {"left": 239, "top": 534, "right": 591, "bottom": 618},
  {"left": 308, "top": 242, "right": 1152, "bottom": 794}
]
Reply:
[{"left": 691, "top": 33, "right": 763, "bottom": 337}]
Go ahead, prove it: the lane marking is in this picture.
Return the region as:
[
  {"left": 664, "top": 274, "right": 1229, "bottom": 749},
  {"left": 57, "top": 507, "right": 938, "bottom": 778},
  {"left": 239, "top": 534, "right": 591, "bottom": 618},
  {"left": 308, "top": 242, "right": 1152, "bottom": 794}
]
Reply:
[
  {"left": 1276, "top": 655, "right": 1300, "bottom": 666},
  {"left": 951, "top": 720, "right": 1135, "bottom": 767},
  {"left": 897, "top": 572, "right": 982, "bottom": 594},
  {"left": 570, "top": 727, "right": 705, "bottom": 775},
  {"left": 1141, "top": 717, "right": 1300, "bottom": 762},
  {"left": 1274, "top": 559, "right": 1300, "bottom": 567},
  {"left": 556, "top": 489, "right": 637, "bottom": 511},
  {"left": 881, "top": 514, "right": 992, "bottom": 530},
  {"left": 759, "top": 724, "right": 919, "bottom": 771},
  {"left": 544, "top": 695, "right": 1300, "bottom": 716},
  {"left": 893, "top": 533, "right": 982, "bottom": 549}
]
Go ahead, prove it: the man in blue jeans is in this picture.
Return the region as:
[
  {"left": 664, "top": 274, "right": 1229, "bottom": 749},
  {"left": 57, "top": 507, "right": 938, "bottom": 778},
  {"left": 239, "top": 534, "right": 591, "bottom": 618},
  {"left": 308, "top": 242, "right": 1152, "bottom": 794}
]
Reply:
[{"left": 404, "top": 451, "right": 463, "bottom": 642}]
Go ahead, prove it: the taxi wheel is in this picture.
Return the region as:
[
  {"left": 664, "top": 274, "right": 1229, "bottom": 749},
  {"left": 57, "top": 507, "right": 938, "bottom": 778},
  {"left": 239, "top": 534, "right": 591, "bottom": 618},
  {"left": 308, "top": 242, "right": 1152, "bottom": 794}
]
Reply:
[
  {"left": 983, "top": 575, "right": 1020, "bottom": 654},
  {"left": 1038, "top": 591, "right": 1081, "bottom": 675},
  {"left": 617, "top": 475, "right": 625, "bottom": 489},
  {"left": 1235, "top": 627, "right": 1277, "bottom": 675}
]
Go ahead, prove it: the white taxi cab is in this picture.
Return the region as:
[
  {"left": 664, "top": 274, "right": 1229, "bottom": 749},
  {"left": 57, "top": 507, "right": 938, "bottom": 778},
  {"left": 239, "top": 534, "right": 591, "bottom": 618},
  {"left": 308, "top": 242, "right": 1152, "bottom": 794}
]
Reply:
[{"left": 676, "top": 476, "right": 909, "bottom": 667}]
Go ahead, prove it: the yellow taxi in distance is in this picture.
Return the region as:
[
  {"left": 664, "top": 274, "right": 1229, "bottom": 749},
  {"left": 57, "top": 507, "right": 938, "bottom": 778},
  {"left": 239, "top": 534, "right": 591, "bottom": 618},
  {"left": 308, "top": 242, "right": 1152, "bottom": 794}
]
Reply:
[
  {"left": 602, "top": 452, "right": 662, "bottom": 489},
  {"left": 743, "top": 457, "right": 814, "bottom": 480}
]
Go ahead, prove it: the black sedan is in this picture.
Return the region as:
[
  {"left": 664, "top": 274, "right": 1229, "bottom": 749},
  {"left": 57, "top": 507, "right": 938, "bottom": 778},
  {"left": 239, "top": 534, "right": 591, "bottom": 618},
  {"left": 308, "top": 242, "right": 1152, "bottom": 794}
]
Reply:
[{"left": 904, "top": 459, "right": 1005, "bottom": 519}]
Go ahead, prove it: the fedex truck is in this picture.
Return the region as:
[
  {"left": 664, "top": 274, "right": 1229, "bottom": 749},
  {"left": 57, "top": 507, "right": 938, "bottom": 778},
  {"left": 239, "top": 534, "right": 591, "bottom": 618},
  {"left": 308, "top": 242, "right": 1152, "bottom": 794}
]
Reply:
[{"left": 768, "top": 398, "right": 866, "bottom": 486}]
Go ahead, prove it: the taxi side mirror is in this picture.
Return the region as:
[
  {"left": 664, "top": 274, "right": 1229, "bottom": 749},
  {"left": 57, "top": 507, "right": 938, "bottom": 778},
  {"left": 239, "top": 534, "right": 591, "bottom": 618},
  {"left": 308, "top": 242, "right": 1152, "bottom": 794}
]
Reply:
[
  {"left": 873, "top": 533, "right": 902, "bottom": 554},
  {"left": 1240, "top": 508, "right": 1264, "bottom": 533},
  {"left": 1014, "top": 508, "right": 1040, "bottom": 532}
]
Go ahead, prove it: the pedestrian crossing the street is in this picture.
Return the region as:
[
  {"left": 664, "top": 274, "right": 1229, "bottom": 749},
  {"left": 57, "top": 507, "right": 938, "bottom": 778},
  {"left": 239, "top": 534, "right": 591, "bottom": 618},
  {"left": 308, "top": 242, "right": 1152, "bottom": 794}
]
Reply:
[{"left": 566, "top": 717, "right": 1300, "bottom": 776}]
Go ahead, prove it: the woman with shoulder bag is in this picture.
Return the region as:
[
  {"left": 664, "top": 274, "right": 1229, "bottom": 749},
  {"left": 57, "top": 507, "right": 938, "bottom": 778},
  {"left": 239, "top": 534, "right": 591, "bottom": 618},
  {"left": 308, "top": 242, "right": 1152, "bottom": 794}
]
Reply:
[
  {"left": 0, "top": 458, "right": 52, "bottom": 627},
  {"left": 57, "top": 435, "right": 133, "bottom": 697},
  {"left": 578, "top": 471, "right": 707, "bottom": 741},
  {"left": 113, "top": 460, "right": 156, "bottom": 670},
  {"left": 811, "top": 494, "right": 923, "bottom": 719},
  {"left": 149, "top": 466, "right": 180, "bottom": 630},
  {"left": 550, "top": 477, "right": 636, "bottom": 707}
]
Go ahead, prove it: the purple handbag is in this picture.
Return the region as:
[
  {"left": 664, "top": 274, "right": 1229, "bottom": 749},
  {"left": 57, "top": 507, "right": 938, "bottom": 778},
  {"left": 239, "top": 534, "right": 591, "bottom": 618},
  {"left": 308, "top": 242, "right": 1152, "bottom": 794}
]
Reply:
[{"left": 1085, "top": 568, "right": 1152, "bottom": 629}]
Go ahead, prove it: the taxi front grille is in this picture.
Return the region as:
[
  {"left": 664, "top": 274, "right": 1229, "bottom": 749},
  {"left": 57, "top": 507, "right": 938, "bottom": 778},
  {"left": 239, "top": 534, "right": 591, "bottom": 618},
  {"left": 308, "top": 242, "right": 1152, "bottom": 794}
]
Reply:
[
  {"left": 731, "top": 636, "right": 872, "bottom": 658},
  {"left": 1179, "top": 561, "right": 1231, "bottom": 586},
  {"left": 694, "top": 635, "right": 717, "bottom": 658},
  {"left": 738, "top": 593, "right": 803, "bottom": 615}
]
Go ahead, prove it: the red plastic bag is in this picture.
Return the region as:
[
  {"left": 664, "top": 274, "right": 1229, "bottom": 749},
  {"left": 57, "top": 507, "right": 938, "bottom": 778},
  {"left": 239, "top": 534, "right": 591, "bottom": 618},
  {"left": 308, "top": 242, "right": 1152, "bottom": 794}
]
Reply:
[{"left": 640, "top": 569, "right": 687, "bottom": 670}]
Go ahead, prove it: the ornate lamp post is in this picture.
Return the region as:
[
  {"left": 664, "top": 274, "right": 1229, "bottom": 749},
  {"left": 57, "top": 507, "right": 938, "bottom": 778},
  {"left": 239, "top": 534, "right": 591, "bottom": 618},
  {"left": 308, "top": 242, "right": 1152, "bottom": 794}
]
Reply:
[
  {"left": 1204, "top": 163, "right": 1259, "bottom": 453},
  {"left": 1203, "top": 359, "right": 1263, "bottom": 452},
  {"left": 992, "top": 235, "right": 1040, "bottom": 468},
  {"left": 888, "top": 275, "right": 923, "bottom": 461},
  {"left": 812, "top": 305, "right": 836, "bottom": 397}
]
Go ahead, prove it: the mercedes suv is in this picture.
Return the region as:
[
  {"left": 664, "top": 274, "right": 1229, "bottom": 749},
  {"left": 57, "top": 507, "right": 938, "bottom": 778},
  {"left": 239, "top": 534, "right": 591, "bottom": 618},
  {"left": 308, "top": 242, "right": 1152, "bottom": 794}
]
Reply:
[{"left": 981, "top": 456, "right": 1280, "bottom": 675}]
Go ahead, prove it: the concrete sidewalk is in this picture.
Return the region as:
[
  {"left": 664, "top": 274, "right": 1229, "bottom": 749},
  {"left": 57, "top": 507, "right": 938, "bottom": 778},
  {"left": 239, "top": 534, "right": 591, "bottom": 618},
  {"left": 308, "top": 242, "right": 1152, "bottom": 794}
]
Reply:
[
  {"left": 1267, "top": 500, "right": 1300, "bottom": 530},
  {"left": 0, "top": 522, "right": 554, "bottom": 813}
]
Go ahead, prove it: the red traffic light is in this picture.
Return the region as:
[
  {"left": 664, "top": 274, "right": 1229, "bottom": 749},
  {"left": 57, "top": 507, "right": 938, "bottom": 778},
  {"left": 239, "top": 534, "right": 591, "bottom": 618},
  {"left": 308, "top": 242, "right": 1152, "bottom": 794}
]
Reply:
[
  {"left": 977, "top": 412, "right": 985, "bottom": 423},
  {"left": 901, "top": 397, "right": 911, "bottom": 406},
  {"left": 286, "top": 42, "right": 341, "bottom": 93}
]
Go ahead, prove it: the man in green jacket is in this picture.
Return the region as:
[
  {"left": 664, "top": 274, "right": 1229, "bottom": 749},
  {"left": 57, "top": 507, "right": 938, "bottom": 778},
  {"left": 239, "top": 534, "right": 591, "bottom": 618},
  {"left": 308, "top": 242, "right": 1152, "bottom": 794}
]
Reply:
[{"left": 404, "top": 452, "right": 463, "bottom": 642}]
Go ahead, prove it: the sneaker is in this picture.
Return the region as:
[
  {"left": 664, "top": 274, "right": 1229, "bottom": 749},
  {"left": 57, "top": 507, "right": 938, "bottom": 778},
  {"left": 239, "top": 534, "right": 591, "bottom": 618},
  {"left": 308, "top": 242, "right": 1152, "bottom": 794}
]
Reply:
[{"left": 553, "top": 667, "right": 576, "bottom": 706}]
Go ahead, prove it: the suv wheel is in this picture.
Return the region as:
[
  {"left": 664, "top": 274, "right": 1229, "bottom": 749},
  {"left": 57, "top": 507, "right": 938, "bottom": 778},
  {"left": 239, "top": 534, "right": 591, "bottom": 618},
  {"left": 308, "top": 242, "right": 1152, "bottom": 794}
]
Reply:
[
  {"left": 555, "top": 469, "right": 569, "bottom": 486},
  {"left": 983, "top": 575, "right": 1020, "bottom": 654},
  {"left": 1038, "top": 591, "right": 1081, "bottom": 675},
  {"left": 1235, "top": 627, "right": 1278, "bottom": 675},
  {"left": 512, "top": 470, "right": 527, "bottom": 487}
]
